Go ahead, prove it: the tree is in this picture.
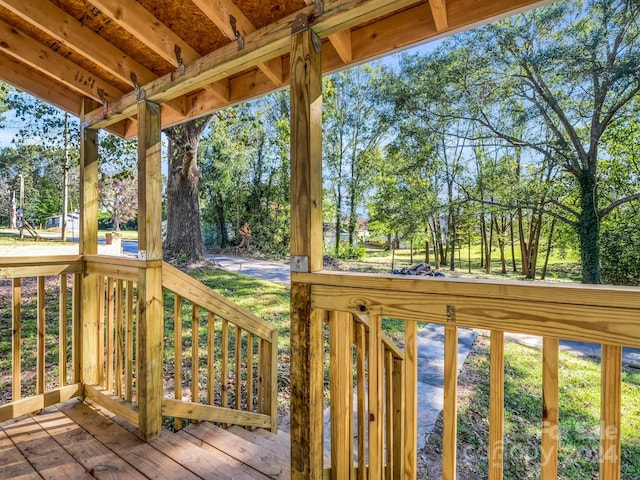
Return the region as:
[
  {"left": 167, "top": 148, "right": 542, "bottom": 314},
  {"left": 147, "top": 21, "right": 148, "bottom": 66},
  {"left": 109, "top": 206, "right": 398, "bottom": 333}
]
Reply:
[
  {"left": 324, "top": 65, "right": 387, "bottom": 253},
  {"left": 99, "top": 173, "right": 137, "bottom": 231},
  {"left": 164, "top": 116, "right": 212, "bottom": 261},
  {"left": 458, "top": 0, "right": 640, "bottom": 283}
]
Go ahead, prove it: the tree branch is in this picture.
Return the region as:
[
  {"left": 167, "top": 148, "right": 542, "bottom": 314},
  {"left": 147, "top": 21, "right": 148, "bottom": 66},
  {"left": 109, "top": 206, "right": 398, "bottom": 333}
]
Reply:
[{"left": 599, "top": 192, "right": 640, "bottom": 218}]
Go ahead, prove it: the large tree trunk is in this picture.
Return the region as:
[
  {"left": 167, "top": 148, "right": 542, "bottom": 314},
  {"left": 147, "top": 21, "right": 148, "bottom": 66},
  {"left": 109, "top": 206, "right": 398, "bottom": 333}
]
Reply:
[
  {"left": 164, "top": 117, "right": 212, "bottom": 262},
  {"left": 577, "top": 172, "right": 601, "bottom": 284}
]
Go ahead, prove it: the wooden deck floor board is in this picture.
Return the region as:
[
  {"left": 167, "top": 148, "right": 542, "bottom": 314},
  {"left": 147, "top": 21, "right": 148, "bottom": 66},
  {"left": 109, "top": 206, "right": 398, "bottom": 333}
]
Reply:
[
  {"left": 0, "top": 399, "right": 292, "bottom": 480},
  {"left": 31, "top": 406, "right": 149, "bottom": 480},
  {"left": 185, "top": 422, "right": 290, "bottom": 480},
  {"left": 0, "top": 428, "right": 42, "bottom": 480},
  {"left": 2, "top": 415, "right": 94, "bottom": 480},
  {"left": 175, "top": 428, "right": 272, "bottom": 480},
  {"left": 57, "top": 400, "right": 197, "bottom": 480}
]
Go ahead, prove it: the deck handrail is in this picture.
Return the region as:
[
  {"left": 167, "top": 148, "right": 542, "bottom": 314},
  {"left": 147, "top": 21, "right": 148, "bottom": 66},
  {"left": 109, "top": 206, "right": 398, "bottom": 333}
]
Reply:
[{"left": 297, "top": 270, "right": 640, "bottom": 479}]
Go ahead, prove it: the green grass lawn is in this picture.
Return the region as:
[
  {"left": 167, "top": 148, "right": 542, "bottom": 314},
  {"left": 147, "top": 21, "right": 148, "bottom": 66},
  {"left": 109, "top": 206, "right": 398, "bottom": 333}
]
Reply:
[
  {"left": 421, "top": 332, "right": 640, "bottom": 479},
  {"left": 335, "top": 243, "right": 583, "bottom": 283}
]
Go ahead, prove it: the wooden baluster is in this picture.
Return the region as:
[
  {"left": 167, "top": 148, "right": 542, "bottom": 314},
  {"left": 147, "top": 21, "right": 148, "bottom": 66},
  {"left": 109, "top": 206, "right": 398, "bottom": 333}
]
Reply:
[
  {"left": 59, "top": 274, "right": 68, "bottom": 387},
  {"left": 542, "top": 337, "right": 559, "bottom": 480},
  {"left": 174, "top": 294, "right": 183, "bottom": 430},
  {"left": 392, "top": 353, "right": 404, "bottom": 480},
  {"left": 356, "top": 321, "right": 367, "bottom": 480},
  {"left": 125, "top": 280, "right": 134, "bottom": 402},
  {"left": 106, "top": 277, "right": 115, "bottom": 392},
  {"left": 384, "top": 348, "right": 394, "bottom": 480},
  {"left": 207, "top": 311, "right": 215, "bottom": 406},
  {"left": 368, "top": 315, "right": 384, "bottom": 480},
  {"left": 600, "top": 344, "right": 622, "bottom": 480},
  {"left": 72, "top": 273, "right": 81, "bottom": 384},
  {"left": 37, "top": 276, "right": 46, "bottom": 395},
  {"left": 329, "top": 311, "right": 353, "bottom": 479},
  {"left": 235, "top": 325, "right": 242, "bottom": 410},
  {"left": 12, "top": 278, "right": 21, "bottom": 401},
  {"left": 258, "top": 329, "right": 278, "bottom": 433},
  {"left": 115, "top": 280, "right": 124, "bottom": 398},
  {"left": 221, "top": 318, "right": 229, "bottom": 411},
  {"left": 404, "top": 321, "right": 417, "bottom": 480},
  {"left": 442, "top": 324, "right": 458, "bottom": 480},
  {"left": 192, "top": 304, "right": 200, "bottom": 407},
  {"left": 97, "top": 275, "right": 105, "bottom": 386},
  {"left": 489, "top": 330, "right": 505, "bottom": 480},
  {"left": 247, "top": 332, "right": 254, "bottom": 414}
]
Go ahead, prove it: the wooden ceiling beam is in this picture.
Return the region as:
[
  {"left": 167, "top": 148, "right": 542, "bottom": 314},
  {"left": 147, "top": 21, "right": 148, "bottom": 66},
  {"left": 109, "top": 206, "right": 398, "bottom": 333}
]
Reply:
[
  {"left": 304, "top": 0, "right": 352, "bottom": 61},
  {"left": 428, "top": 0, "right": 449, "bottom": 31},
  {"left": 86, "top": 0, "right": 551, "bottom": 130},
  {"left": 0, "top": 0, "right": 156, "bottom": 86},
  {"left": 0, "top": 19, "right": 124, "bottom": 103},
  {"left": 86, "top": 0, "right": 201, "bottom": 67},
  {"left": 191, "top": 0, "right": 283, "bottom": 86}
]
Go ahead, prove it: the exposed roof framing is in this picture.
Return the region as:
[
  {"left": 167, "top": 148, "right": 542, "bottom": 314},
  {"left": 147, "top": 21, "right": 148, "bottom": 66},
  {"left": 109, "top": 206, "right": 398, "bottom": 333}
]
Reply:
[{"left": 0, "top": 0, "right": 552, "bottom": 138}]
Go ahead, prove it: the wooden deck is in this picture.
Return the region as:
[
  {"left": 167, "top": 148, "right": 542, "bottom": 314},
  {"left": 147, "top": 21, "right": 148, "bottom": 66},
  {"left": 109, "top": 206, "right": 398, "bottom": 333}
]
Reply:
[{"left": 0, "top": 399, "right": 290, "bottom": 480}]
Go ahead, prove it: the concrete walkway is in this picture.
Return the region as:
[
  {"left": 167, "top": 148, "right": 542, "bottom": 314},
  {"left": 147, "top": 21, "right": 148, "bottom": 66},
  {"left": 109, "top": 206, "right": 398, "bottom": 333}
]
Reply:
[{"left": 206, "top": 254, "right": 640, "bottom": 450}]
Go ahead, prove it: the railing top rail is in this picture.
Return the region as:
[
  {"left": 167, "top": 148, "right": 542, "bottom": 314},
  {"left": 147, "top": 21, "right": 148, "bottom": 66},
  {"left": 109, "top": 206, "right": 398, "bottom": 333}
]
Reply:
[
  {"left": 0, "top": 255, "right": 83, "bottom": 278},
  {"left": 293, "top": 270, "right": 640, "bottom": 311},
  {"left": 162, "top": 261, "right": 277, "bottom": 341}
]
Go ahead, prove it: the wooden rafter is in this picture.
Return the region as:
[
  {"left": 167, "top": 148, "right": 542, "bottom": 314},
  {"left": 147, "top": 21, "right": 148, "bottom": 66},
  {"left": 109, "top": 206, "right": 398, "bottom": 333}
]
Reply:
[
  {"left": 428, "top": 0, "right": 449, "bottom": 31},
  {"left": 328, "top": 30, "right": 352, "bottom": 63},
  {"left": 0, "top": 0, "right": 186, "bottom": 117},
  {"left": 0, "top": 0, "right": 156, "bottom": 86},
  {"left": 82, "top": 0, "right": 550, "bottom": 135},
  {"left": 86, "top": 0, "right": 200, "bottom": 68},
  {"left": 0, "top": 19, "right": 124, "bottom": 103},
  {"left": 191, "top": 0, "right": 284, "bottom": 86}
]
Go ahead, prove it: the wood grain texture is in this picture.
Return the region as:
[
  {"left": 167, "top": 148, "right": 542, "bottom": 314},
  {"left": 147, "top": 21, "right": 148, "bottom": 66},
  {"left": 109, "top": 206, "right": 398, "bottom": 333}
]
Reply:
[
  {"left": 442, "top": 324, "right": 457, "bottom": 480},
  {"left": 162, "top": 399, "right": 271, "bottom": 428},
  {"left": 403, "top": 321, "right": 418, "bottom": 480},
  {"left": 290, "top": 22, "right": 323, "bottom": 272},
  {"left": 329, "top": 311, "right": 353, "bottom": 478},
  {"left": 11, "top": 277, "right": 21, "bottom": 401},
  {"left": 600, "top": 344, "right": 622, "bottom": 480},
  {"left": 541, "top": 337, "right": 558, "bottom": 480},
  {"left": 174, "top": 294, "right": 184, "bottom": 430},
  {"left": 37, "top": 275, "right": 45, "bottom": 394},
  {"left": 489, "top": 330, "right": 504, "bottom": 480},
  {"left": 368, "top": 315, "right": 384, "bottom": 479},
  {"left": 290, "top": 284, "right": 324, "bottom": 479},
  {"left": 308, "top": 282, "right": 640, "bottom": 347}
]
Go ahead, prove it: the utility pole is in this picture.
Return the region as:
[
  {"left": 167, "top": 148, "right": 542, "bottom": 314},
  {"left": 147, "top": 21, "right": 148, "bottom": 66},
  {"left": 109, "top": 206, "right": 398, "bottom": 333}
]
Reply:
[
  {"left": 18, "top": 173, "right": 24, "bottom": 239},
  {"left": 61, "top": 113, "right": 70, "bottom": 241}
]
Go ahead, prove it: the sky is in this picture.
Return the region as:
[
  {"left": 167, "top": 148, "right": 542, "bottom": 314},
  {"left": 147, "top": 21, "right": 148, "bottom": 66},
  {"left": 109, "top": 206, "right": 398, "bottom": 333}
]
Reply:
[{"left": 0, "top": 37, "right": 444, "bottom": 149}]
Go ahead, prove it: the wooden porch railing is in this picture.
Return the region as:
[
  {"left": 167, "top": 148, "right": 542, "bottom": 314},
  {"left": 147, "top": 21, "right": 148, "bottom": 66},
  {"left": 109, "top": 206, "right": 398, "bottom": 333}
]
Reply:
[
  {"left": 294, "top": 271, "right": 640, "bottom": 480},
  {"left": 0, "top": 256, "right": 278, "bottom": 438},
  {"left": 0, "top": 256, "right": 83, "bottom": 422},
  {"left": 161, "top": 262, "right": 278, "bottom": 432},
  {"left": 327, "top": 311, "right": 405, "bottom": 479}
]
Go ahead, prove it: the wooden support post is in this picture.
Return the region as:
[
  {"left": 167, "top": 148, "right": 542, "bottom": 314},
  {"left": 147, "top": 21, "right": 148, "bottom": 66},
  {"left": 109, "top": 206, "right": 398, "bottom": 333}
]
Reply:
[
  {"left": 80, "top": 98, "right": 100, "bottom": 386},
  {"left": 290, "top": 13, "right": 324, "bottom": 479},
  {"left": 136, "top": 99, "right": 164, "bottom": 441}
]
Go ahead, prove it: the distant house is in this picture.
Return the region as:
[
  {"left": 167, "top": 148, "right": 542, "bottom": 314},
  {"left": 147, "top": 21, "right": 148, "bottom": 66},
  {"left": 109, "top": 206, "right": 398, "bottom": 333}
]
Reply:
[{"left": 46, "top": 212, "right": 80, "bottom": 232}]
